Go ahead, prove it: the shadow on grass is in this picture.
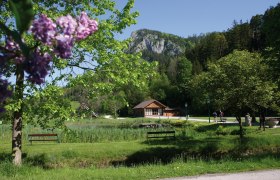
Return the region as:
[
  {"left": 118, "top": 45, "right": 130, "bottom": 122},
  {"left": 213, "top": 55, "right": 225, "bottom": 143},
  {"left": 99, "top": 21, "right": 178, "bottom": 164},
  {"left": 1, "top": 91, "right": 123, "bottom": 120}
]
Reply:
[
  {"left": 0, "top": 152, "right": 50, "bottom": 169},
  {"left": 111, "top": 135, "right": 280, "bottom": 167},
  {"left": 0, "top": 153, "right": 13, "bottom": 162},
  {"left": 111, "top": 137, "right": 227, "bottom": 167},
  {"left": 24, "top": 153, "right": 50, "bottom": 168},
  {"left": 0, "top": 152, "right": 27, "bottom": 162},
  {"left": 2, "top": 133, "right": 279, "bottom": 169}
]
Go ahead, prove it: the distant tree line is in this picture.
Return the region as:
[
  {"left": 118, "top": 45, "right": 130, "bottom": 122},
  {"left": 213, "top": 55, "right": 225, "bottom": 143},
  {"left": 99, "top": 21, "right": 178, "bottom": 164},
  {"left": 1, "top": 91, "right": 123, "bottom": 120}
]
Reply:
[
  {"left": 186, "top": 4, "right": 280, "bottom": 77},
  {"left": 186, "top": 4, "right": 280, "bottom": 116}
]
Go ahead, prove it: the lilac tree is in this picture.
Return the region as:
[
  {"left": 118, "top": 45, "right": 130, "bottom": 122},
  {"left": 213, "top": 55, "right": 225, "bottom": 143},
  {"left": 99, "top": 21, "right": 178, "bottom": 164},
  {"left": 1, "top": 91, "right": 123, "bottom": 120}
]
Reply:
[
  {"left": 1, "top": 0, "right": 145, "bottom": 166},
  {"left": 0, "top": 0, "right": 98, "bottom": 165}
]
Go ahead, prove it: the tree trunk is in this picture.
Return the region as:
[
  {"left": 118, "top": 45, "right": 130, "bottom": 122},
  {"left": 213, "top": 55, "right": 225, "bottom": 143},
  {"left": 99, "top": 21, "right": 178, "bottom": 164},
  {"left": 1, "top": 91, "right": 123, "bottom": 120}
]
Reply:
[
  {"left": 251, "top": 113, "right": 256, "bottom": 123},
  {"left": 12, "top": 65, "right": 24, "bottom": 166},
  {"left": 236, "top": 116, "right": 243, "bottom": 139},
  {"left": 259, "top": 112, "right": 266, "bottom": 131}
]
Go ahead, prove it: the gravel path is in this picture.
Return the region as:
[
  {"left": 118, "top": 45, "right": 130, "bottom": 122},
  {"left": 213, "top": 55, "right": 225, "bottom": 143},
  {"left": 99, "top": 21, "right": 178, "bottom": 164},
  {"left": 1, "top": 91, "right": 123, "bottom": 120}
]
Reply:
[{"left": 161, "top": 169, "right": 280, "bottom": 180}]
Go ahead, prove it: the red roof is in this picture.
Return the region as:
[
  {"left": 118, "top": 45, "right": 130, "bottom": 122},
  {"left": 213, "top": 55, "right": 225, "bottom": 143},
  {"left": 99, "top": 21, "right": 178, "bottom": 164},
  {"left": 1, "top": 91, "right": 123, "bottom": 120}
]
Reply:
[{"left": 133, "top": 99, "right": 167, "bottom": 109}]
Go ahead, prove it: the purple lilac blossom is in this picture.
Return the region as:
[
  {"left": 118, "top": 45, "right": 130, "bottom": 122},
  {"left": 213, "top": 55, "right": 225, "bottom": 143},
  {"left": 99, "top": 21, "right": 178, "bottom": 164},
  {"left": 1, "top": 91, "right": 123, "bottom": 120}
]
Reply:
[
  {"left": 76, "top": 12, "right": 98, "bottom": 40},
  {"left": 5, "top": 38, "right": 19, "bottom": 51},
  {"left": 23, "top": 49, "right": 52, "bottom": 84},
  {"left": 0, "top": 76, "right": 12, "bottom": 112},
  {"left": 31, "top": 14, "right": 56, "bottom": 45},
  {"left": 0, "top": 13, "right": 98, "bottom": 112},
  {"left": 30, "top": 12, "right": 98, "bottom": 59},
  {"left": 54, "top": 34, "right": 74, "bottom": 58},
  {"left": 14, "top": 56, "right": 25, "bottom": 64},
  {"left": 5, "top": 38, "right": 24, "bottom": 64},
  {"left": 56, "top": 15, "right": 77, "bottom": 35}
]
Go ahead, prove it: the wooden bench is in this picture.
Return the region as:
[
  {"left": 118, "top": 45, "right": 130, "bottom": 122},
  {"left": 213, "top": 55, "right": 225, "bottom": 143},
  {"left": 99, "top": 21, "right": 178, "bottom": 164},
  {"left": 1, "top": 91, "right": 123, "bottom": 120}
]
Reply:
[
  {"left": 147, "top": 131, "right": 175, "bottom": 139},
  {"left": 28, "top": 134, "right": 59, "bottom": 144}
]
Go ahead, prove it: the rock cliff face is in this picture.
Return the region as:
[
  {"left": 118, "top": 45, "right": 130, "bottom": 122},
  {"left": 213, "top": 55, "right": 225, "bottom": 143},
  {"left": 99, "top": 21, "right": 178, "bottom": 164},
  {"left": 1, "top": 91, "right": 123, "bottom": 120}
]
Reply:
[{"left": 128, "top": 29, "right": 186, "bottom": 58}]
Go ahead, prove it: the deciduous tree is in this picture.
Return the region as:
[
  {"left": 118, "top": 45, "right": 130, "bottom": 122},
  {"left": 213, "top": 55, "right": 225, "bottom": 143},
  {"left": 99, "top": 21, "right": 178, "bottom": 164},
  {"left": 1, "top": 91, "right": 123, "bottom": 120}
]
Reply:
[
  {"left": 191, "top": 50, "right": 278, "bottom": 138},
  {"left": 0, "top": 0, "right": 140, "bottom": 165}
]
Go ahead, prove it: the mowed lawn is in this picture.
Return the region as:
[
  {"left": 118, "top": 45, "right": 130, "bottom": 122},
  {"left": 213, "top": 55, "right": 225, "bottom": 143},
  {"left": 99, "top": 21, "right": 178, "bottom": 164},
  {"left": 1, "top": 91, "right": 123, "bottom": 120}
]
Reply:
[{"left": 1, "top": 119, "right": 280, "bottom": 179}]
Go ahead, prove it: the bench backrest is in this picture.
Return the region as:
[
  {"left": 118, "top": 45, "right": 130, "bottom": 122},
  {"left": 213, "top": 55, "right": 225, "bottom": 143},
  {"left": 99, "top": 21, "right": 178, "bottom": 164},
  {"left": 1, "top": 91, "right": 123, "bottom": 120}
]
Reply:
[
  {"left": 147, "top": 131, "right": 175, "bottom": 135},
  {"left": 28, "top": 134, "right": 58, "bottom": 137}
]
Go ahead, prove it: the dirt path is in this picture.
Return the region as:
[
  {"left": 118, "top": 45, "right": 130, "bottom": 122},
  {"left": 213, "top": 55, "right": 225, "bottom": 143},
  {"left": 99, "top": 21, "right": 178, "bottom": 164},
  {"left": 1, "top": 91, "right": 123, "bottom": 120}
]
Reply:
[{"left": 161, "top": 169, "right": 280, "bottom": 180}]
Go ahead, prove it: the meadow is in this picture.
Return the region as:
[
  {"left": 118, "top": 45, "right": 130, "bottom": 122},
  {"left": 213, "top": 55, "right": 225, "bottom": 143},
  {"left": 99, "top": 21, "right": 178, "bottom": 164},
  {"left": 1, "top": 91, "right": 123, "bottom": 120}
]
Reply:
[{"left": 0, "top": 117, "right": 280, "bottom": 179}]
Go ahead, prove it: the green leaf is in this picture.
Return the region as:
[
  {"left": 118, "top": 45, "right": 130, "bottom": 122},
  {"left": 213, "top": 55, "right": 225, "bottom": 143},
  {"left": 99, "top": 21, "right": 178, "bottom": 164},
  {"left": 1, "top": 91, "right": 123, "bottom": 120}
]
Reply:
[
  {"left": 0, "top": 21, "right": 30, "bottom": 57},
  {"left": 9, "top": 0, "right": 34, "bottom": 34}
]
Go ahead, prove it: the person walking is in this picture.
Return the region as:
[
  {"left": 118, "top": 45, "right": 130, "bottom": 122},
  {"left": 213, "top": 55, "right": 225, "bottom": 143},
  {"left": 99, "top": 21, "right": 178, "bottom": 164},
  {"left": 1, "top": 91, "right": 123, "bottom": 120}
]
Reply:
[
  {"left": 219, "top": 110, "right": 224, "bottom": 121},
  {"left": 213, "top": 111, "right": 218, "bottom": 122}
]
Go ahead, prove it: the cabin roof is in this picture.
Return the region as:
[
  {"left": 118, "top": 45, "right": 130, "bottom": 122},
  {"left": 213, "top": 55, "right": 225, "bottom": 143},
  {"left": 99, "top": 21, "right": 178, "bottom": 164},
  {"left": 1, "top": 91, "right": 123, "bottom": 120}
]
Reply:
[{"left": 133, "top": 99, "right": 167, "bottom": 109}]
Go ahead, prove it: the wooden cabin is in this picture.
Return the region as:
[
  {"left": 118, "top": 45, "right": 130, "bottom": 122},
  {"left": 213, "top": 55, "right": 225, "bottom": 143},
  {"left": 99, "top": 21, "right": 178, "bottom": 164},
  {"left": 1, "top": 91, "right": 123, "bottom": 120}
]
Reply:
[
  {"left": 133, "top": 99, "right": 179, "bottom": 117},
  {"left": 133, "top": 99, "right": 166, "bottom": 117}
]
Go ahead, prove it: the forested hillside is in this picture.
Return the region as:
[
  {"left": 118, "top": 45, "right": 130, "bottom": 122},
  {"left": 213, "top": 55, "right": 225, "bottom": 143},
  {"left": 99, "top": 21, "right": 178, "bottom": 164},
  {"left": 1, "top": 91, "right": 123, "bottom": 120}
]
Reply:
[
  {"left": 124, "top": 3, "right": 280, "bottom": 115},
  {"left": 39, "top": 3, "right": 280, "bottom": 117},
  {"left": 129, "top": 4, "right": 279, "bottom": 76}
]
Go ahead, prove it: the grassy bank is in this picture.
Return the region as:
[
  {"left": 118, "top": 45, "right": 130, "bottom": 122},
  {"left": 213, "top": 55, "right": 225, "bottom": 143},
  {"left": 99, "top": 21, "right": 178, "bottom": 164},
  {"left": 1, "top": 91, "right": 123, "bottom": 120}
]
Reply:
[
  {"left": 0, "top": 118, "right": 280, "bottom": 179},
  {"left": 1, "top": 155, "right": 280, "bottom": 180}
]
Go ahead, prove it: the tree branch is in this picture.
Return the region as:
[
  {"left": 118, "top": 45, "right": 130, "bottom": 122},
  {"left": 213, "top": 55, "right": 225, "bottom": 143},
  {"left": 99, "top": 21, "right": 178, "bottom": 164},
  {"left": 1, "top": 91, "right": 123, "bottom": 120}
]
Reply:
[{"left": 67, "top": 63, "right": 96, "bottom": 71}]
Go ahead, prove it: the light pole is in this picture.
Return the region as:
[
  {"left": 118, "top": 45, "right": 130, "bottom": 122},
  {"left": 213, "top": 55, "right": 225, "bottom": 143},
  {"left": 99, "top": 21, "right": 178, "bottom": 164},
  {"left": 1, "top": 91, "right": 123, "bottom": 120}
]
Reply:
[
  {"left": 185, "top": 102, "right": 188, "bottom": 120},
  {"left": 0, "top": 120, "right": 2, "bottom": 140},
  {"left": 207, "top": 98, "right": 210, "bottom": 123}
]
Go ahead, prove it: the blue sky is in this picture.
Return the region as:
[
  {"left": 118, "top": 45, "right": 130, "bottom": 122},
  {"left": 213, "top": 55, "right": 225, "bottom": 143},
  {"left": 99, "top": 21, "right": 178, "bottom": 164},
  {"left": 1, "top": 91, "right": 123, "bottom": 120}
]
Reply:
[{"left": 115, "top": 0, "right": 280, "bottom": 40}]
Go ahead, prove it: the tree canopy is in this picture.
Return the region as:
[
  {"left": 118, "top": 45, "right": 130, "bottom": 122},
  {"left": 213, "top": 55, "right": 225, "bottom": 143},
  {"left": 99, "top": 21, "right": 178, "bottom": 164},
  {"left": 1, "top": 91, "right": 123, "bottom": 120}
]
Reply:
[{"left": 190, "top": 50, "right": 278, "bottom": 136}]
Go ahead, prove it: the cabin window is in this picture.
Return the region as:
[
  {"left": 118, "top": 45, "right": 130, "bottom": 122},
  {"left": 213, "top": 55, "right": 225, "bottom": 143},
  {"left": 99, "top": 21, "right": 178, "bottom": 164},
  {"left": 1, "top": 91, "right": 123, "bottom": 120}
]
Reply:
[
  {"left": 145, "top": 109, "right": 152, "bottom": 115},
  {"left": 158, "top": 109, "right": 163, "bottom": 115},
  {"left": 145, "top": 108, "right": 163, "bottom": 116},
  {"left": 152, "top": 109, "right": 158, "bottom": 115}
]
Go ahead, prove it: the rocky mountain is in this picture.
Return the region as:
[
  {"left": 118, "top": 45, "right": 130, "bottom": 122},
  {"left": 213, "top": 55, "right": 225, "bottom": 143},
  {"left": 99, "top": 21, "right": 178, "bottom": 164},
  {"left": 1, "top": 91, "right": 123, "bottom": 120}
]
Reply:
[{"left": 127, "top": 29, "right": 187, "bottom": 60}]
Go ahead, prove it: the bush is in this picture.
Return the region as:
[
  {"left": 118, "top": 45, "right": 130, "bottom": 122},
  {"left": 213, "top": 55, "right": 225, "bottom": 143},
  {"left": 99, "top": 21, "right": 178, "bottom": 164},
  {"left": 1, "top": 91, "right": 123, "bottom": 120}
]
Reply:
[
  {"left": 169, "top": 120, "right": 188, "bottom": 127},
  {"left": 216, "top": 126, "right": 231, "bottom": 136}
]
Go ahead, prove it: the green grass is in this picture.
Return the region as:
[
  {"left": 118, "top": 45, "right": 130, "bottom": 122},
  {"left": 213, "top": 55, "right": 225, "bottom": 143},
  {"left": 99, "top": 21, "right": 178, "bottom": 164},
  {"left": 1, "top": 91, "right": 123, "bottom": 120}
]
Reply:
[
  {"left": 1, "top": 156, "right": 280, "bottom": 180},
  {"left": 0, "top": 139, "right": 280, "bottom": 180},
  {"left": 0, "top": 117, "right": 280, "bottom": 179}
]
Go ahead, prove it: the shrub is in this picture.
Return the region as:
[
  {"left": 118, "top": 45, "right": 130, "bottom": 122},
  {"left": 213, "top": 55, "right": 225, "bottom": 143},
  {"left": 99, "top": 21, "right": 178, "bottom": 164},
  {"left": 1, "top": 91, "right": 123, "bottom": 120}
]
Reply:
[
  {"left": 216, "top": 126, "right": 230, "bottom": 136},
  {"left": 169, "top": 120, "right": 188, "bottom": 127}
]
